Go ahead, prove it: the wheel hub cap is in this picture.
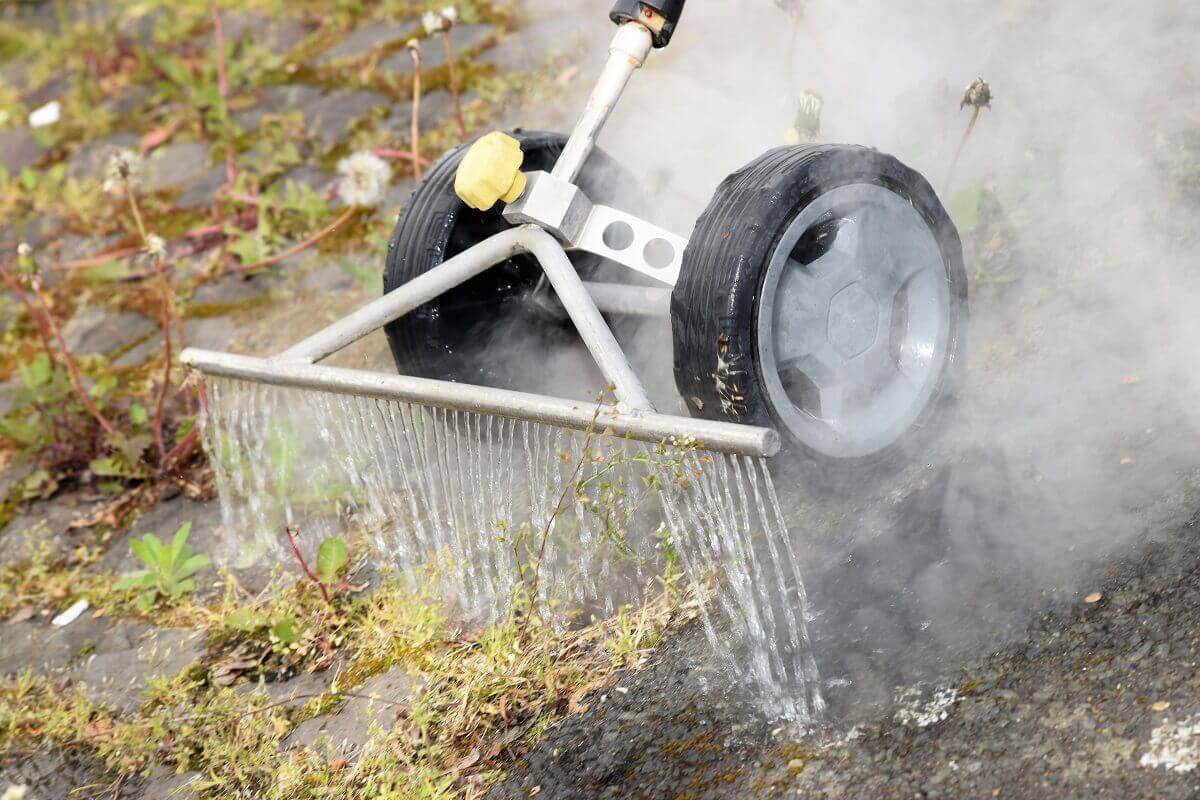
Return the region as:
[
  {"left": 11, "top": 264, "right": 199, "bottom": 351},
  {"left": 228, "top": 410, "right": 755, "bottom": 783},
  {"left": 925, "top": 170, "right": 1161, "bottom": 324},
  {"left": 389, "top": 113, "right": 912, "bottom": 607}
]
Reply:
[
  {"left": 827, "top": 282, "right": 879, "bottom": 359},
  {"left": 756, "top": 183, "right": 952, "bottom": 459}
]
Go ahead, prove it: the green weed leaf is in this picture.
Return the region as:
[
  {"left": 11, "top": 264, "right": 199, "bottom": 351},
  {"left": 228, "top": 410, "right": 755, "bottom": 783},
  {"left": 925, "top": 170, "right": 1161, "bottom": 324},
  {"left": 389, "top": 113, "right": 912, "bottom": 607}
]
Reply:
[
  {"left": 316, "top": 537, "right": 349, "bottom": 584},
  {"left": 271, "top": 616, "right": 301, "bottom": 644},
  {"left": 129, "top": 404, "right": 149, "bottom": 426},
  {"left": 225, "top": 608, "right": 268, "bottom": 631}
]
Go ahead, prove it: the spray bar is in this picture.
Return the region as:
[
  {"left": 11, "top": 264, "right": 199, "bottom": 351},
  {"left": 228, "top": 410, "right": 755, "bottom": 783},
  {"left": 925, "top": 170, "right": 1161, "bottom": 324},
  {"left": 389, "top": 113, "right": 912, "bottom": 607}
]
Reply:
[{"left": 181, "top": 349, "right": 780, "bottom": 458}]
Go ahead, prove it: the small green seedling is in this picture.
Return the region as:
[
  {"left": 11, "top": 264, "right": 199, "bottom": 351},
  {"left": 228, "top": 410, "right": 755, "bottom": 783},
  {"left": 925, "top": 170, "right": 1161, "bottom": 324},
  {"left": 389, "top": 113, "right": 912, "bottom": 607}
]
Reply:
[
  {"left": 225, "top": 607, "right": 302, "bottom": 644},
  {"left": 115, "top": 522, "right": 210, "bottom": 611},
  {"left": 285, "top": 527, "right": 350, "bottom": 604}
]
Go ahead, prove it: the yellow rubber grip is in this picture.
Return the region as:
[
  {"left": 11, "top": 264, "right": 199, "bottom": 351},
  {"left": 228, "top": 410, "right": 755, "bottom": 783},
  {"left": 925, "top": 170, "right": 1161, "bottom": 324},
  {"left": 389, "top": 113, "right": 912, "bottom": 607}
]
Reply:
[{"left": 454, "top": 131, "right": 527, "bottom": 211}]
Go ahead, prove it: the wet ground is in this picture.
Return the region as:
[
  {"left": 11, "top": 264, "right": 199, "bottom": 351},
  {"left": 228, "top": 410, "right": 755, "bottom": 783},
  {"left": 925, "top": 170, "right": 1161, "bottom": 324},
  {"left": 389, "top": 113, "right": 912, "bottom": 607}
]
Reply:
[{"left": 4, "top": 0, "right": 1200, "bottom": 797}]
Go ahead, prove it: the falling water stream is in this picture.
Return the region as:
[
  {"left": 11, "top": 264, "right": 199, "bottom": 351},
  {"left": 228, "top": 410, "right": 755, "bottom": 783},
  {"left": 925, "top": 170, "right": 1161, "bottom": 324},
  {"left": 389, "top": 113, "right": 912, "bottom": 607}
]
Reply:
[{"left": 202, "top": 378, "right": 824, "bottom": 720}]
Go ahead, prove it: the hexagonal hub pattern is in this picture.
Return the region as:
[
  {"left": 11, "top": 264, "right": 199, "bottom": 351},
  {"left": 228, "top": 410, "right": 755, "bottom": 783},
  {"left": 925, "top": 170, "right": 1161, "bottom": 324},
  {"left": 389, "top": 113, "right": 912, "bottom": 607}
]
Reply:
[{"left": 827, "top": 282, "right": 879, "bottom": 358}]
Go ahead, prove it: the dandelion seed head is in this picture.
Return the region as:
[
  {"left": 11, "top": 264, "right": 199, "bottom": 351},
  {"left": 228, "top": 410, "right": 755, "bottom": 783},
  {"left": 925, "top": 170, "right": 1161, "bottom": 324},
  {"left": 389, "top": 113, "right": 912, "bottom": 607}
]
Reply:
[
  {"left": 2, "top": 785, "right": 29, "bottom": 800},
  {"left": 146, "top": 234, "right": 167, "bottom": 260},
  {"left": 790, "top": 90, "right": 823, "bottom": 143},
  {"left": 103, "top": 148, "right": 143, "bottom": 192},
  {"left": 16, "top": 242, "right": 31, "bottom": 258},
  {"left": 960, "top": 77, "right": 993, "bottom": 111},
  {"left": 422, "top": 10, "right": 442, "bottom": 34},
  {"left": 337, "top": 152, "right": 391, "bottom": 208}
]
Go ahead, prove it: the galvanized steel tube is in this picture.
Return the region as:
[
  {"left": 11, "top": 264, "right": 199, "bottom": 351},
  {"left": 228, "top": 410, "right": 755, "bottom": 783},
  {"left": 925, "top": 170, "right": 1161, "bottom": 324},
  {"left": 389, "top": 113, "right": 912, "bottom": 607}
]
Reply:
[{"left": 180, "top": 349, "right": 780, "bottom": 458}]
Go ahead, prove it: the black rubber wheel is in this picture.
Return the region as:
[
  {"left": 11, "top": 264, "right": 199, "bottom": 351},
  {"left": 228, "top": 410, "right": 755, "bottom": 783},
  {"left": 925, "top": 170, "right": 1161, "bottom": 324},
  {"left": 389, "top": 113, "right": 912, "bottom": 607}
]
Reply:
[
  {"left": 671, "top": 144, "right": 967, "bottom": 467},
  {"left": 383, "top": 130, "right": 639, "bottom": 388}
]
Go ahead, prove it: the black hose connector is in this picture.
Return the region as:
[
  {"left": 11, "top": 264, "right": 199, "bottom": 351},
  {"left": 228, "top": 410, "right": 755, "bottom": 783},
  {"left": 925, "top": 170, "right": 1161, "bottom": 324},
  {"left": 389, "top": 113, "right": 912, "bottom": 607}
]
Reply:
[{"left": 609, "top": 0, "right": 685, "bottom": 48}]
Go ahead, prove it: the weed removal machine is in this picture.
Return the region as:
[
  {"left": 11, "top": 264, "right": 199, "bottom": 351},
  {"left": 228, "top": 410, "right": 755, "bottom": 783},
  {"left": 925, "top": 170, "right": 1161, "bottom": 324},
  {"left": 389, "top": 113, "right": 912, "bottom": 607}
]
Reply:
[{"left": 182, "top": 0, "right": 967, "bottom": 468}]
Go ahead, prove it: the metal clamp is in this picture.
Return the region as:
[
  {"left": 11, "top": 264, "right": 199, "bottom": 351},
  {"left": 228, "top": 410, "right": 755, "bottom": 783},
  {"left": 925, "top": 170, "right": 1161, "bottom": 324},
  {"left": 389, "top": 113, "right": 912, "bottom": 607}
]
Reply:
[{"left": 503, "top": 170, "right": 686, "bottom": 286}]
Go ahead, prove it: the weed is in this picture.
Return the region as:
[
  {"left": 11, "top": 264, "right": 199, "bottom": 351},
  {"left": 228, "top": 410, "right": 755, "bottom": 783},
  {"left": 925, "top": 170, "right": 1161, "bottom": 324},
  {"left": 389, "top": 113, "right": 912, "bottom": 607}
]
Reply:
[
  {"left": 285, "top": 528, "right": 352, "bottom": 605},
  {"left": 114, "top": 522, "right": 211, "bottom": 610}
]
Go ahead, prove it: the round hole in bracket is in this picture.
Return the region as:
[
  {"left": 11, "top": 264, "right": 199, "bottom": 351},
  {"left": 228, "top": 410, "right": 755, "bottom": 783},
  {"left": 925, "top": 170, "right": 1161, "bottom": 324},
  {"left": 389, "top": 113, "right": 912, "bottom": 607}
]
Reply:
[
  {"left": 643, "top": 238, "right": 676, "bottom": 270},
  {"left": 602, "top": 220, "right": 635, "bottom": 251}
]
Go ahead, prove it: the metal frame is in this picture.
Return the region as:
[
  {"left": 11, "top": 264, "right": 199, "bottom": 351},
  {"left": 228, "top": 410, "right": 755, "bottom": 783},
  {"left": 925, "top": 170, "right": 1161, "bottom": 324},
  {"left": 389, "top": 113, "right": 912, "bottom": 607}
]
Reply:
[{"left": 181, "top": 22, "right": 782, "bottom": 459}]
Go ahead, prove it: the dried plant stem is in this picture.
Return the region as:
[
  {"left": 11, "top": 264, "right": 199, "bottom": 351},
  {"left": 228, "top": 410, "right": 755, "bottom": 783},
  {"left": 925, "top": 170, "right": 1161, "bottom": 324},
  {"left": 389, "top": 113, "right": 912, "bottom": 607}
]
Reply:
[
  {"left": 122, "top": 183, "right": 183, "bottom": 459},
  {"left": 124, "top": 186, "right": 149, "bottom": 245},
  {"left": 28, "top": 279, "right": 118, "bottom": 437},
  {"left": 944, "top": 106, "right": 981, "bottom": 196},
  {"left": 209, "top": 0, "right": 236, "bottom": 185},
  {"left": 55, "top": 245, "right": 144, "bottom": 270},
  {"left": 410, "top": 46, "right": 423, "bottom": 180},
  {"left": 0, "top": 265, "right": 58, "bottom": 365},
  {"left": 151, "top": 257, "right": 174, "bottom": 459},
  {"left": 230, "top": 207, "right": 355, "bottom": 274},
  {"left": 519, "top": 402, "right": 603, "bottom": 638},
  {"left": 440, "top": 30, "right": 467, "bottom": 141}
]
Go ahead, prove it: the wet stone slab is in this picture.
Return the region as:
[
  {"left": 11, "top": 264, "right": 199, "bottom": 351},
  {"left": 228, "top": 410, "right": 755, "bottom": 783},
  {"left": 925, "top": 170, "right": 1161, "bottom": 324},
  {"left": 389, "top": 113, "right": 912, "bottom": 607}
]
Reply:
[
  {"left": 222, "top": 12, "right": 307, "bottom": 54},
  {"left": 232, "top": 83, "right": 324, "bottom": 132},
  {"left": 284, "top": 666, "right": 420, "bottom": 760},
  {"left": 303, "top": 88, "right": 391, "bottom": 148},
  {"left": 0, "top": 126, "right": 46, "bottom": 173},
  {"left": 379, "top": 24, "right": 493, "bottom": 74},
  {"left": 142, "top": 140, "right": 223, "bottom": 201},
  {"left": 0, "top": 613, "right": 116, "bottom": 677},
  {"left": 68, "top": 131, "right": 140, "bottom": 182},
  {"left": 381, "top": 89, "right": 467, "bottom": 139},
  {"left": 62, "top": 306, "right": 157, "bottom": 357},
  {"left": 235, "top": 666, "right": 334, "bottom": 710},
  {"left": 316, "top": 23, "right": 416, "bottom": 64},
  {"left": 68, "top": 622, "right": 206, "bottom": 713}
]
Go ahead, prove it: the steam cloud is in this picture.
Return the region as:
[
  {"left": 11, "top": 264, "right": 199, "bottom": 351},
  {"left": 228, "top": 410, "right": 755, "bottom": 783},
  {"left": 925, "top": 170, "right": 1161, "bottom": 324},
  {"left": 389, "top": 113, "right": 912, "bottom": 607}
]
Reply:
[{"left": 500, "top": 0, "right": 1200, "bottom": 712}]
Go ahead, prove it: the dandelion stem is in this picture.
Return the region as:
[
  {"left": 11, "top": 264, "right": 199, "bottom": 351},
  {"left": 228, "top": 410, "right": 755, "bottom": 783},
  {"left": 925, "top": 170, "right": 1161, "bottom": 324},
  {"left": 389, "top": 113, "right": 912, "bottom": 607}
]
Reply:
[
  {"left": 209, "top": 0, "right": 237, "bottom": 185},
  {"left": 27, "top": 277, "right": 118, "bottom": 437},
  {"left": 943, "top": 106, "right": 981, "bottom": 196},
  {"left": 441, "top": 30, "right": 467, "bottom": 141},
  {"left": 124, "top": 188, "right": 149, "bottom": 246},
  {"left": 55, "top": 245, "right": 144, "bottom": 270},
  {"left": 151, "top": 256, "right": 174, "bottom": 460},
  {"left": 230, "top": 207, "right": 356, "bottom": 274},
  {"left": 410, "top": 45, "right": 423, "bottom": 180},
  {"left": 0, "top": 263, "right": 57, "bottom": 365}
]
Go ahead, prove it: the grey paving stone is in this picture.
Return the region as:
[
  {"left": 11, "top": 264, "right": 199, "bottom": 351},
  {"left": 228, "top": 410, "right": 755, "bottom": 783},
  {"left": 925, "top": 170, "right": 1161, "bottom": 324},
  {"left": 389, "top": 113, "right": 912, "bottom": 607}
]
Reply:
[
  {"left": 0, "top": 497, "right": 84, "bottom": 568},
  {"left": 137, "top": 768, "right": 202, "bottom": 800},
  {"left": 304, "top": 88, "right": 390, "bottom": 148},
  {"left": 300, "top": 262, "right": 361, "bottom": 295},
  {"left": 0, "top": 126, "right": 46, "bottom": 173},
  {"left": 284, "top": 666, "right": 420, "bottom": 759},
  {"left": 0, "top": 613, "right": 121, "bottom": 677},
  {"left": 271, "top": 163, "right": 334, "bottom": 196},
  {"left": 100, "top": 82, "right": 153, "bottom": 118},
  {"left": 61, "top": 306, "right": 156, "bottom": 356},
  {"left": 316, "top": 23, "right": 415, "bottom": 64},
  {"left": 381, "top": 89, "right": 467, "bottom": 140},
  {"left": 222, "top": 13, "right": 306, "bottom": 54},
  {"left": 69, "top": 622, "right": 206, "bottom": 713},
  {"left": 188, "top": 269, "right": 274, "bottom": 308},
  {"left": 235, "top": 666, "right": 334, "bottom": 709},
  {"left": 143, "top": 140, "right": 225, "bottom": 208},
  {"left": 379, "top": 24, "right": 493, "bottom": 74},
  {"left": 233, "top": 84, "right": 323, "bottom": 133},
  {"left": 182, "top": 315, "right": 237, "bottom": 352}
]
